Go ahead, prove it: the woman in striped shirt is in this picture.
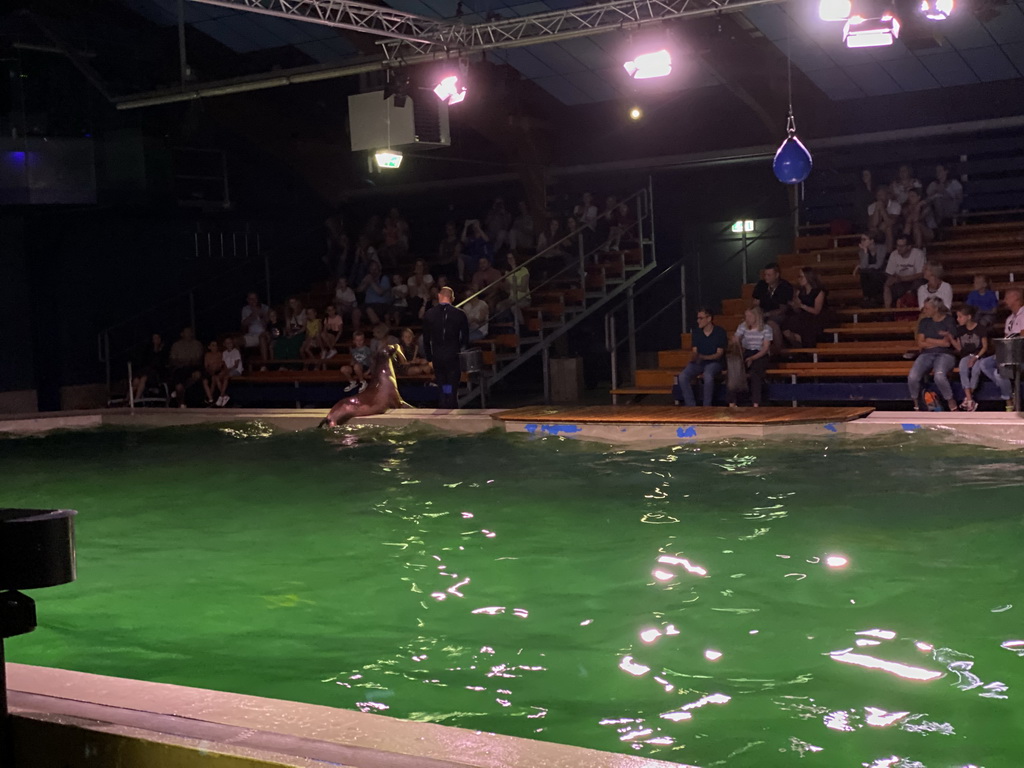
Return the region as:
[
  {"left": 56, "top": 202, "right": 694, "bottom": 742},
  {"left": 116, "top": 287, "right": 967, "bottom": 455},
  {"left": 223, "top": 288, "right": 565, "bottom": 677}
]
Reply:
[{"left": 729, "top": 306, "right": 773, "bottom": 407}]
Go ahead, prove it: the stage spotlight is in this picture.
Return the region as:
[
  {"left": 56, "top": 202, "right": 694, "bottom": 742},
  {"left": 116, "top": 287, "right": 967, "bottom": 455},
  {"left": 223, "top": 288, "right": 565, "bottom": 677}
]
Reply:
[
  {"left": 819, "top": 0, "right": 852, "bottom": 21},
  {"left": 843, "top": 13, "right": 900, "bottom": 47},
  {"left": 921, "top": 0, "right": 954, "bottom": 20},
  {"left": 623, "top": 49, "right": 672, "bottom": 80},
  {"left": 433, "top": 75, "right": 467, "bottom": 105},
  {"left": 374, "top": 150, "right": 403, "bottom": 169},
  {"left": 629, "top": 107, "right": 643, "bottom": 120}
]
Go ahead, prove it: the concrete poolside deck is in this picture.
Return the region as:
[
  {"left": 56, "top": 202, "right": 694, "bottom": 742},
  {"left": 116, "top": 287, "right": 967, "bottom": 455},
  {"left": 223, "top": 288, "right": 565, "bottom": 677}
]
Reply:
[{"left": 1, "top": 405, "right": 1023, "bottom": 447}]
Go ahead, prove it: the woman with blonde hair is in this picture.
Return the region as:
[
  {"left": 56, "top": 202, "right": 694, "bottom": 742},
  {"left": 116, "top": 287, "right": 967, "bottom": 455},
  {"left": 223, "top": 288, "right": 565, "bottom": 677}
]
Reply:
[
  {"left": 907, "top": 296, "right": 958, "bottom": 411},
  {"left": 728, "top": 306, "right": 773, "bottom": 407}
]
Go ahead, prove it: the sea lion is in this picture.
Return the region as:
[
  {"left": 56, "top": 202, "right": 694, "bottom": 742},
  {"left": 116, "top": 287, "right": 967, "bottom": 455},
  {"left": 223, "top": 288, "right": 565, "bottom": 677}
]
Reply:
[{"left": 320, "top": 344, "right": 412, "bottom": 427}]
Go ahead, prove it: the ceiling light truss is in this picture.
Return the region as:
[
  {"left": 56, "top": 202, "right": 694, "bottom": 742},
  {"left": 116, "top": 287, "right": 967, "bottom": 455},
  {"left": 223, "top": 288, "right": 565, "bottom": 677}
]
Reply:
[{"left": 189, "top": 0, "right": 785, "bottom": 61}]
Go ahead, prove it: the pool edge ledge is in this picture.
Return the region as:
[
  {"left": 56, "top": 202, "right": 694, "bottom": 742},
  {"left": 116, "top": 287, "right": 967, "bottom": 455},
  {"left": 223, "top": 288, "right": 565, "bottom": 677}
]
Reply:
[{"left": 7, "top": 663, "right": 682, "bottom": 768}]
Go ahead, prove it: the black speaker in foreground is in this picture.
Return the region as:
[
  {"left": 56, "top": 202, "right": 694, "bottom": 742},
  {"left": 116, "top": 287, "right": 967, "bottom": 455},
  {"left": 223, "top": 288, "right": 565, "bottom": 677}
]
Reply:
[{"left": 1, "top": 508, "right": 78, "bottom": 768}]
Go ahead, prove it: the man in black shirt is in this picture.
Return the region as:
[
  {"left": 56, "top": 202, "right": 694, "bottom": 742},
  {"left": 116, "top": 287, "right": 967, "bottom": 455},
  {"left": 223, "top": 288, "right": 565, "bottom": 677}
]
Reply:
[
  {"left": 422, "top": 286, "right": 470, "bottom": 409},
  {"left": 751, "top": 262, "right": 793, "bottom": 354}
]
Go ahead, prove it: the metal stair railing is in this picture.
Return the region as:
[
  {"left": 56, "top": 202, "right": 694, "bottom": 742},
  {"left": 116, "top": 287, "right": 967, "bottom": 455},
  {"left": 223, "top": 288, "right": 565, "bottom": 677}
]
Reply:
[{"left": 459, "top": 180, "right": 656, "bottom": 405}]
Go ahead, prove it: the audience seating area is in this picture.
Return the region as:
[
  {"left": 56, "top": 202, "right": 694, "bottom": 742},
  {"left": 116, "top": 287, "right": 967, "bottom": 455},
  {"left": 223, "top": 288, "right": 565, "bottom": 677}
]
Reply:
[{"left": 620, "top": 218, "right": 1024, "bottom": 406}]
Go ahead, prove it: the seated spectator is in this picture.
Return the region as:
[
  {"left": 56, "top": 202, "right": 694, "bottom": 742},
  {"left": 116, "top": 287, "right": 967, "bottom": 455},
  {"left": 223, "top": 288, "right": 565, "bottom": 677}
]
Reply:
[
  {"left": 727, "top": 306, "right": 772, "bottom": 408},
  {"left": 596, "top": 195, "right": 617, "bottom": 251},
  {"left": 884, "top": 235, "right": 926, "bottom": 309},
  {"left": 320, "top": 304, "right": 343, "bottom": 361},
  {"left": 853, "top": 233, "right": 887, "bottom": 307},
  {"left": 470, "top": 257, "right": 504, "bottom": 311},
  {"left": 926, "top": 163, "right": 963, "bottom": 225},
  {"left": 497, "top": 252, "right": 531, "bottom": 325},
  {"left": 978, "top": 287, "right": 1024, "bottom": 410},
  {"left": 949, "top": 304, "right": 988, "bottom": 412},
  {"left": 300, "top": 307, "right": 323, "bottom": 364},
  {"left": 917, "top": 263, "right": 953, "bottom": 309},
  {"left": 509, "top": 201, "right": 535, "bottom": 252},
  {"left": 574, "top": 192, "right": 599, "bottom": 254},
  {"left": 397, "top": 327, "right": 432, "bottom": 376},
  {"left": 782, "top": 267, "right": 828, "bottom": 348},
  {"left": 369, "top": 323, "right": 399, "bottom": 356},
  {"left": 132, "top": 332, "right": 167, "bottom": 403},
  {"left": 222, "top": 336, "right": 243, "bottom": 378},
  {"left": 324, "top": 213, "right": 349, "bottom": 278},
  {"left": 389, "top": 272, "right": 409, "bottom": 327},
  {"left": 907, "top": 297, "right": 958, "bottom": 411},
  {"left": 434, "top": 222, "right": 462, "bottom": 284},
  {"left": 966, "top": 274, "right": 998, "bottom": 328},
  {"left": 201, "top": 339, "right": 230, "bottom": 407},
  {"left": 484, "top": 198, "right": 511, "bottom": 253},
  {"left": 852, "top": 169, "right": 874, "bottom": 233},
  {"left": 890, "top": 164, "right": 922, "bottom": 205},
  {"left": 868, "top": 186, "right": 901, "bottom": 253},
  {"left": 751, "top": 262, "right": 793, "bottom": 354},
  {"left": 348, "top": 330, "right": 372, "bottom": 388},
  {"left": 333, "top": 276, "right": 362, "bottom": 332},
  {"left": 274, "top": 297, "right": 307, "bottom": 359},
  {"left": 267, "top": 308, "right": 283, "bottom": 350},
  {"left": 615, "top": 199, "right": 638, "bottom": 248},
  {"left": 168, "top": 327, "right": 204, "bottom": 407},
  {"left": 463, "top": 293, "right": 490, "bottom": 342},
  {"left": 461, "top": 219, "right": 493, "bottom": 279},
  {"left": 406, "top": 258, "right": 435, "bottom": 319},
  {"left": 240, "top": 292, "right": 271, "bottom": 361},
  {"left": 359, "top": 260, "right": 391, "bottom": 326},
  {"left": 379, "top": 207, "right": 409, "bottom": 267},
  {"left": 348, "top": 235, "right": 378, "bottom": 288},
  {"left": 536, "top": 218, "right": 571, "bottom": 277},
  {"left": 419, "top": 283, "right": 440, "bottom": 320},
  {"left": 677, "top": 308, "right": 727, "bottom": 407},
  {"left": 901, "top": 187, "right": 934, "bottom": 248}
]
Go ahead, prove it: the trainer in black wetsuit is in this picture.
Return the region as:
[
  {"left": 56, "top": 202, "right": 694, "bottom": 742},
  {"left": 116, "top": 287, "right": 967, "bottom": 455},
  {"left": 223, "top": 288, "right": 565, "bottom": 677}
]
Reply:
[{"left": 422, "top": 286, "right": 470, "bottom": 409}]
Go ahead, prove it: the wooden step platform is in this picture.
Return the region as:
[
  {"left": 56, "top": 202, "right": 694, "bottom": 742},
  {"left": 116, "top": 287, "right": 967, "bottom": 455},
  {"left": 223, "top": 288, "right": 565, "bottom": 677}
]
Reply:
[{"left": 495, "top": 405, "right": 874, "bottom": 426}]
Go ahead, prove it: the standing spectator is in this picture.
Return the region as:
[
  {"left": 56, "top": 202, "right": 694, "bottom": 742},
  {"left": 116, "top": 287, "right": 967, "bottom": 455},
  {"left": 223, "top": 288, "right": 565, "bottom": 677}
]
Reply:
[
  {"left": 509, "top": 201, "right": 535, "bottom": 252},
  {"left": 782, "top": 267, "right": 828, "bottom": 348},
  {"left": 422, "top": 286, "right": 470, "bottom": 409},
  {"left": 728, "top": 307, "right": 772, "bottom": 408},
  {"left": 461, "top": 219, "right": 493, "bottom": 279},
  {"left": 168, "top": 327, "right": 204, "bottom": 407},
  {"left": 907, "top": 297, "right": 958, "bottom": 411},
  {"left": 883, "top": 235, "right": 926, "bottom": 309},
  {"left": 435, "top": 222, "right": 462, "bottom": 284},
  {"left": 497, "top": 252, "right": 531, "bottom": 325},
  {"left": 966, "top": 274, "right": 999, "bottom": 328},
  {"left": 868, "top": 186, "right": 901, "bottom": 254},
  {"left": 853, "top": 233, "right": 887, "bottom": 307},
  {"left": 358, "top": 260, "right": 391, "bottom": 326},
  {"left": 463, "top": 293, "right": 490, "bottom": 342},
  {"left": 978, "top": 287, "right": 1024, "bottom": 410},
  {"left": 902, "top": 187, "right": 935, "bottom": 248},
  {"left": 890, "top": 164, "right": 922, "bottom": 205},
  {"left": 949, "top": 304, "right": 988, "bottom": 412},
  {"left": 484, "top": 198, "right": 511, "bottom": 253},
  {"left": 677, "top": 308, "right": 727, "bottom": 407},
  {"left": 201, "top": 340, "right": 230, "bottom": 407},
  {"left": 469, "top": 257, "right": 503, "bottom": 311},
  {"left": 132, "top": 333, "right": 168, "bottom": 403},
  {"left": 852, "top": 169, "right": 875, "bottom": 232},
  {"left": 406, "top": 259, "right": 435, "bottom": 320},
  {"left": 917, "top": 263, "right": 953, "bottom": 309},
  {"left": 333, "top": 276, "right": 362, "bottom": 332},
  {"left": 751, "top": 262, "right": 793, "bottom": 354},
  {"left": 240, "top": 292, "right": 271, "bottom": 361},
  {"left": 927, "top": 164, "right": 963, "bottom": 225}
]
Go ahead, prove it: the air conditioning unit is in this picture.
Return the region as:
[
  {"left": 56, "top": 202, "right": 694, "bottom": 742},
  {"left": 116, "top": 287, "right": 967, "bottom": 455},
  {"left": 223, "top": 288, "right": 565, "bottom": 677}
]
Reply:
[{"left": 347, "top": 90, "right": 450, "bottom": 153}]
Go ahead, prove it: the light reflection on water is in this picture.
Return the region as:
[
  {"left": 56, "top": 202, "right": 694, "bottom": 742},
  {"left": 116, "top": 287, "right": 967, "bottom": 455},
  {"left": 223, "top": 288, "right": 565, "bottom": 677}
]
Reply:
[{"left": 2, "top": 426, "right": 1022, "bottom": 767}]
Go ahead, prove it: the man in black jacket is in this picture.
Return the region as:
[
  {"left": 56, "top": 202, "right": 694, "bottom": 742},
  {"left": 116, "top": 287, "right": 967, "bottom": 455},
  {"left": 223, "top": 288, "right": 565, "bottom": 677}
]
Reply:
[{"left": 422, "top": 286, "right": 470, "bottom": 409}]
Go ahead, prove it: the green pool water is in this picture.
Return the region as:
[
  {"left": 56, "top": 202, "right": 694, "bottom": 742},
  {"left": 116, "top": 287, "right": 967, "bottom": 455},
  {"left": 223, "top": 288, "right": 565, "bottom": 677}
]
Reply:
[{"left": 2, "top": 423, "right": 1023, "bottom": 767}]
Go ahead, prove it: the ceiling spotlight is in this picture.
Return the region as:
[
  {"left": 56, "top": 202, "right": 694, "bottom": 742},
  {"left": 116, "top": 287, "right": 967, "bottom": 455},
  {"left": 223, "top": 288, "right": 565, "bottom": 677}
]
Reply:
[
  {"left": 623, "top": 50, "right": 672, "bottom": 80},
  {"left": 921, "top": 0, "right": 954, "bottom": 20},
  {"left": 629, "top": 107, "right": 643, "bottom": 120},
  {"left": 433, "top": 75, "right": 467, "bottom": 105},
  {"left": 819, "top": 0, "right": 852, "bottom": 21},
  {"left": 843, "top": 13, "right": 901, "bottom": 48},
  {"left": 374, "top": 150, "right": 403, "bottom": 169}
]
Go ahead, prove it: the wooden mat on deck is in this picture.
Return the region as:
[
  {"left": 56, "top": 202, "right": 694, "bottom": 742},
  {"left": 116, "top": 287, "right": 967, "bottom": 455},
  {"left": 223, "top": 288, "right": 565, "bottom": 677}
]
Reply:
[{"left": 494, "top": 406, "right": 875, "bottom": 426}]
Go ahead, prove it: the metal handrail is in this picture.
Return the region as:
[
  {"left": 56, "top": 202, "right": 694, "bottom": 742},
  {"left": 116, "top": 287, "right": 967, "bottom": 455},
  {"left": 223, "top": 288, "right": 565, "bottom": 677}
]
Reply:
[{"left": 605, "top": 261, "right": 685, "bottom": 354}]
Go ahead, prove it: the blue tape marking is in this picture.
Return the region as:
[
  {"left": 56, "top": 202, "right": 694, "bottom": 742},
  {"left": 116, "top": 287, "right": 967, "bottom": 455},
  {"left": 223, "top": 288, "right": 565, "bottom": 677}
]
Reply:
[
  {"left": 823, "top": 423, "right": 838, "bottom": 433},
  {"left": 524, "top": 423, "right": 538, "bottom": 434},
  {"left": 901, "top": 423, "right": 921, "bottom": 432},
  {"left": 441, "top": 384, "right": 453, "bottom": 394},
  {"left": 677, "top": 426, "right": 697, "bottom": 438},
  {"left": 539, "top": 424, "right": 581, "bottom": 435}
]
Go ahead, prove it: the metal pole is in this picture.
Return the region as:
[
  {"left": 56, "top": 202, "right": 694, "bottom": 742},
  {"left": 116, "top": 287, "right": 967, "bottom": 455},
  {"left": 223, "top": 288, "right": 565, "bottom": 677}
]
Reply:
[
  {"left": 741, "top": 229, "right": 748, "bottom": 285},
  {"left": 542, "top": 346, "right": 550, "bottom": 404},
  {"left": 627, "top": 285, "right": 637, "bottom": 383},
  {"left": 608, "top": 314, "right": 618, "bottom": 405},
  {"left": 177, "top": 0, "right": 188, "bottom": 87},
  {"left": 264, "top": 250, "right": 272, "bottom": 306},
  {"left": 679, "top": 263, "right": 687, "bottom": 335},
  {"left": 104, "top": 333, "right": 111, "bottom": 398},
  {"left": 128, "top": 362, "right": 135, "bottom": 412},
  {"left": 193, "top": 231, "right": 199, "bottom": 259}
]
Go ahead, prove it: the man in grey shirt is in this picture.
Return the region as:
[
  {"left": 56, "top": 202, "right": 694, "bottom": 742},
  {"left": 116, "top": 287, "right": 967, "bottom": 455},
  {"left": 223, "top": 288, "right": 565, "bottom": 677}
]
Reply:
[{"left": 852, "top": 233, "right": 886, "bottom": 307}]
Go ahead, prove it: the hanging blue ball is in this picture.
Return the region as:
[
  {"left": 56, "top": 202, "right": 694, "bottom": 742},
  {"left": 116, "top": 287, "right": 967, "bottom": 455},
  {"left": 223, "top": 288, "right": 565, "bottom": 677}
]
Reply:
[{"left": 773, "top": 134, "right": 813, "bottom": 185}]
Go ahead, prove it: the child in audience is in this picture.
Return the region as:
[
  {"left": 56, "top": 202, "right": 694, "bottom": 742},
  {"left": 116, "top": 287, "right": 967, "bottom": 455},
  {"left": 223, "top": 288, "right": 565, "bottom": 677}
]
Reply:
[
  {"left": 949, "top": 304, "right": 988, "bottom": 412},
  {"left": 320, "top": 304, "right": 343, "bottom": 362},
  {"left": 389, "top": 273, "right": 409, "bottom": 327},
  {"left": 300, "top": 307, "right": 323, "bottom": 364},
  {"left": 369, "top": 323, "right": 399, "bottom": 356},
  {"left": 349, "top": 330, "right": 372, "bottom": 389},
  {"left": 966, "top": 274, "right": 999, "bottom": 327},
  {"left": 398, "top": 327, "right": 432, "bottom": 376},
  {"left": 221, "top": 337, "right": 243, "bottom": 378},
  {"left": 202, "top": 339, "right": 230, "bottom": 406}
]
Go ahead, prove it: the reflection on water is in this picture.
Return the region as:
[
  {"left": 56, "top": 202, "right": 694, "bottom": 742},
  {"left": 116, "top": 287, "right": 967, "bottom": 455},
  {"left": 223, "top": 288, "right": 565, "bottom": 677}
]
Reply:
[{"left": 2, "top": 425, "right": 1022, "bottom": 767}]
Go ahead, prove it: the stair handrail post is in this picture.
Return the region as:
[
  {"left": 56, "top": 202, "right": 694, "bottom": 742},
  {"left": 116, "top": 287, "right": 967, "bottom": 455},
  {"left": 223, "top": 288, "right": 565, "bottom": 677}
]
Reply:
[
  {"left": 127, "top": 362, "right": 135, "bottom": 413},
  {"left": 680, "top": 262, "right": 687, "bottom": 333},
  {"left": 577, "top": 227, "right": 586, "bottom": 287},
  {"left": 606, "top": 313, "right": 619, "bottom": 404},
  {"left": 627, "top": 285, "right": 637, "bottom": 383}
]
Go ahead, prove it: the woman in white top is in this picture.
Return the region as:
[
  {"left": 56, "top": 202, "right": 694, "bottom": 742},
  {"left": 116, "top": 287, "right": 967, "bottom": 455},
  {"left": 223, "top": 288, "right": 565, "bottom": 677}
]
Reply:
[
  {"left": 917, "top": 262, "right": 953, "bottom": 309},
  {"left": 728, "top": 306, "right": 773, "bottom": 407}
]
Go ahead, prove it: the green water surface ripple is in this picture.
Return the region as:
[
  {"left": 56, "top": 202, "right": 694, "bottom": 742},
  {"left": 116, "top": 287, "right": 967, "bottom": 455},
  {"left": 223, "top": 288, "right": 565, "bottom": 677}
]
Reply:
[{"left": 2, "top": 424, "right": 1023, "bottom": 767}]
